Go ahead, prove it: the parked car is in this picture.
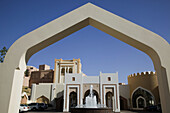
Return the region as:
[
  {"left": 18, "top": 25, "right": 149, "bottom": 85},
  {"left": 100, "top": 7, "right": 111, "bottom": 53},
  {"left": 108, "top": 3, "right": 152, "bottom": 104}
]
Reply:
[
  {"left": 19, "top": 104, "right": 29, "bottom": 112},
  {"left": 146, "top": 105, "right": 157, "bottom": 111},
  {"left": 157, "top": 104, "right": 162, "bottom": 112},
  {"left": 145, "top": 104, "right": 162, "bottom": 112},
  {"left": 44, "top": 104, "right": 48, "bottom": 109},
  {"left": 28, "top": 103, "right": 39, "bottom": 110},
  {"left": 38, "top": 103, "right": 48, "bottom": 110}
]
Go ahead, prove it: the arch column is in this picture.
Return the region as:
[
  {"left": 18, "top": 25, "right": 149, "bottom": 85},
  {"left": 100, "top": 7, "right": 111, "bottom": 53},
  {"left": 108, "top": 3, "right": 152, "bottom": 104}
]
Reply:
[
  {"left": 59, "top": 67, "right": 62, "bottom": 83},
  {"left": 68, "top": 67, "right": 70, "bottom": 73}
]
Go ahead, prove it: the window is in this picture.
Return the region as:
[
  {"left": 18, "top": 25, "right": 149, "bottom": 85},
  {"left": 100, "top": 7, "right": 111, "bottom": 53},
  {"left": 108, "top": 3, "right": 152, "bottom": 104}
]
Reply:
[
  {"left": 108, "top": 77, "right": 111, "bottom": 81},
  {"left": 61, "top": 68, "right": 65, "bottom": 75},
  {"left": 72, "top": 77, "right": 75, "bottom": 81},
  {"left": 69, "top": 68, "right": 73, "bottom": 73}
]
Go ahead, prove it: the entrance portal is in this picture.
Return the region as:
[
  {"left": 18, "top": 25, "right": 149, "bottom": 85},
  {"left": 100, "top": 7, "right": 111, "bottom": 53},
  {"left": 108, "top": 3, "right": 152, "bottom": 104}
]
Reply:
[
  {"left": 0, "top": 3, "right": 169, "bottom": 113},
  {"left": 137, "top": 96, "right": 146, "bottom": 108}
]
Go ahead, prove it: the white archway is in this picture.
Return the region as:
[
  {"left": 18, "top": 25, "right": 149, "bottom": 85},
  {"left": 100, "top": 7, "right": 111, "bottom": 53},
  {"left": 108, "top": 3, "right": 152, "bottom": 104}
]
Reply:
[
  {"left": 136, "top": 96, "right": 146, "bottom": 108},
  {"left": 0, "top": 3, "right": 170, "bottom": 113}
]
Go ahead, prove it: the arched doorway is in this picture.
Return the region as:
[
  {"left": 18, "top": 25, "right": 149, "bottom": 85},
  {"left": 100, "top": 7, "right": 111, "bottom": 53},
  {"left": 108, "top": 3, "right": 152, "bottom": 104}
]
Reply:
[
  {"left": 69, "top": 92, "right": 77, "bottom": 110},
  {"left": 132, "top": 87, "right": 155, "bottom": 109},
  {"left": 36, "top": 95, "right": 49, "bottom": 104},
  {"left": 136, "top": 96, "right": 146, "bottom": 108},
  {"left": 120, "top": 96, "right": 128, "bottom": 110},
  {"left": 0, "top": 3, "right": 169, "bottom": 113},
  {"left": 106, "top": 92, "right": 113, "bottom": 108},
  {"left": 84, "top": 89, "right": 99, "bottom": 104}
]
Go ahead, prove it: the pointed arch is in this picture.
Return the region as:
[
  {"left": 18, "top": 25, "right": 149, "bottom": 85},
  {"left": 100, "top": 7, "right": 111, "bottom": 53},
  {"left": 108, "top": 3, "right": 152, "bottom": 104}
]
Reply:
[
  {"left": 36, "top": 95, "right": 49, "bottom": 104},
  {"left": 69, "top": 68, "right": 73, "bottom": 73},
  {"left": 69, "top": 91, "right": 77, "bottom": 110},
  {"left": 0, "top": 3, "right": 170, "bottom": 113},
  {"left": 136, "top": 96, "right": 146, "bottom": 108},
  {"left": 105, "top": 91, "right": 113, "bottom": 108},
  {"left": 131, "top": 86, "right": 155, "bottom": 108},
  {"left": 131, "top": 86, "right": 155, "bottom": 101}
]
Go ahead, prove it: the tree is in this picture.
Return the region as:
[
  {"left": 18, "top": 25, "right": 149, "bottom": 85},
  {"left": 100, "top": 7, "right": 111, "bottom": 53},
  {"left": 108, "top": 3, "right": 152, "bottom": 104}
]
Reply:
[
  {"left": 0, "top": 46, "right": 8, "bottom": 63},
  {"left": 24, "top": 69, "right": 30, "bottom": 77}
]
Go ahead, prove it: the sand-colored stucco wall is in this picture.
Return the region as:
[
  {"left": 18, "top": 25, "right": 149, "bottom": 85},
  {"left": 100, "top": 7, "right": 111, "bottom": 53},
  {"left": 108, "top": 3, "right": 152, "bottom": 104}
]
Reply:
[{"left": 128, "top": 72, "right": 160, "bottom": 104}]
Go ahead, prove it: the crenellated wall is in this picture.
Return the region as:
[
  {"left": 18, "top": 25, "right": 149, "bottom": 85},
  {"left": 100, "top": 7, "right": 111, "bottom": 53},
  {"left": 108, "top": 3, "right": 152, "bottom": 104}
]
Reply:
[
  {"left": 128, "top": 71, "right": 156, "bottom": 77},
  {"left": 128, "top": 71, "right": 160, "bottom": 105}
]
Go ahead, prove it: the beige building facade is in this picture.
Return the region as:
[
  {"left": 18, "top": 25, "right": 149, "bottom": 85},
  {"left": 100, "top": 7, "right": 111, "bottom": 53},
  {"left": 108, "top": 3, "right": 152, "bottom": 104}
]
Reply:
[
  {"left": 119, "top": 71, "right": 160, "bottom": 110},
  {"left": 128, "top": 72, "right": 160, "bottom": 109},
  {"left": 29, "top": 64, "right": 54, "bottom": 87}
]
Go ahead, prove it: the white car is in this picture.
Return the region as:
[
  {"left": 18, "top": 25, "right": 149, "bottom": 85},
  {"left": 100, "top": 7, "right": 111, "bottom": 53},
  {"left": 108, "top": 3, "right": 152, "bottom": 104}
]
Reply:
[{"left": 19, "top": 104, "right": 29, "bottom": 112}]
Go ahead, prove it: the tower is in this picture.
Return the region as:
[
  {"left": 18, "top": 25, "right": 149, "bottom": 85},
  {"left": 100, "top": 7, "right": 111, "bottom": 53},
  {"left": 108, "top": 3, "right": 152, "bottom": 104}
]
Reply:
[{"left": 53, "top": 58, "right": 82, "bottom": 84}]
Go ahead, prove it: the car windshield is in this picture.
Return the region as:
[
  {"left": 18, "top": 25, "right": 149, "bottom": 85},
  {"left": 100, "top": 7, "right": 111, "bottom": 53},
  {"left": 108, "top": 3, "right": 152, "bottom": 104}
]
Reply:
[
  {"left": 39, "top": 103, "right": 44, "bottom": 105},
  {"left": 20, "top": 104, "right": 27, "bottom": 106},
  {"left": 28, "top": 103, "right": 37, "bottom": 106}
]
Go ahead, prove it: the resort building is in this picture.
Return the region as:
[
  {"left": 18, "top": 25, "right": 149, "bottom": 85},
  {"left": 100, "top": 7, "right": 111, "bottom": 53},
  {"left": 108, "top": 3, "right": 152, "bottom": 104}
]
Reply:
[
  {"left": 29, "top": 64, "right": 54, "bottom": 87},
  {"left": 30, "top": 59, "right": 82, "bottom": 108},
  {"left": 63, "top": 72, "right": 120, "bottom": 112},
  {"left": 30, "top": 59, "right": 120, "bottom": 112},
  {"left": 29, "top": 58, "right": 160, "bottom": 112}
]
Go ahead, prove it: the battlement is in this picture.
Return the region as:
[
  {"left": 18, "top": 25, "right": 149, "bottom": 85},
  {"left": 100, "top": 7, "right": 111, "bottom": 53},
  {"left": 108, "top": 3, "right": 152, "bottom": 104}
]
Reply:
[{"left": 128, "top": 71, "right": 156, "bottom": 78}]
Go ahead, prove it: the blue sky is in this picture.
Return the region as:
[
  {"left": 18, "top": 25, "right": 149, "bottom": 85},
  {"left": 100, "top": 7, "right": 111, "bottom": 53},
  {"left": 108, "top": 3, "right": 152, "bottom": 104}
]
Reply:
[{"left": 0, "top": 0, "right": 170, "bottom": 83}]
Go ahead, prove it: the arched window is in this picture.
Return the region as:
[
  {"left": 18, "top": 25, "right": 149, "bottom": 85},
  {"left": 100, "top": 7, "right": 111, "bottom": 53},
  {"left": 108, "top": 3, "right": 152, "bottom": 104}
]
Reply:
[
  {"left": 69, "top": 68, "right": 73, "bottom": 73},
  {"left": 132, "top": 87, "right": 155, "bottom": 108},
  {"left": 61, "top": 68, "right": 65, "bottom": 75}
]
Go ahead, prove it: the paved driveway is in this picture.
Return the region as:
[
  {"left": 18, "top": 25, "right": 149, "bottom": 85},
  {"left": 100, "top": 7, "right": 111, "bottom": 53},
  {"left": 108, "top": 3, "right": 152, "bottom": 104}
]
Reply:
[
  {"left": 121, "top": 110, "right": 161, "bottom": 113},
  {"left": 24, "top": 111, "right": 160, "bottom": 113},
  {"left": 23, "top": 110, "right": 161, "bottom": 113}
]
